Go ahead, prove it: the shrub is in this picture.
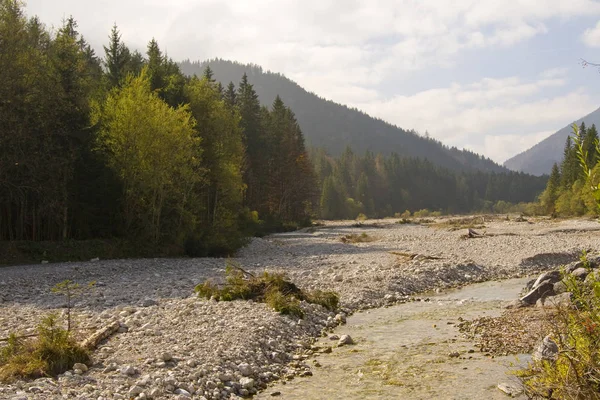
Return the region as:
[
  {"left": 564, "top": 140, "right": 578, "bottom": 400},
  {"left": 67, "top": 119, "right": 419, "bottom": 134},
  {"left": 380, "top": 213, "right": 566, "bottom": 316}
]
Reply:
[
  {"left": 356, "top": 213, "right": 367, "bottom": 222},
  {"left": 265, "top": 290, "right": 304, "bottom": 318},
  {"left": 413, "top": 209, "right": 430, "bottom": 218},
  {"left": 340, "top": 232, "right": 376, "bottom": 243},
  {"left": 0, "top": 314, "right": 89, "bottom": 383},
  {"left": 518, "top": 252, "right": 600, "bottom": 398},
  {"left": 305, "top": 290, "right": 339, "bottom": 311},
  {"left": 195, "top": 261, "right": 339, "bottom": 317}
]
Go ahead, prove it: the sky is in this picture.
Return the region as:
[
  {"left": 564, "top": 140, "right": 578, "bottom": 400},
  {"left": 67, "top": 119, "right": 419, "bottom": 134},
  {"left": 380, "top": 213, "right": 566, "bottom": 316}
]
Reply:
[{"left": 23, "top": 0, "right": 600, "bottom": 163}]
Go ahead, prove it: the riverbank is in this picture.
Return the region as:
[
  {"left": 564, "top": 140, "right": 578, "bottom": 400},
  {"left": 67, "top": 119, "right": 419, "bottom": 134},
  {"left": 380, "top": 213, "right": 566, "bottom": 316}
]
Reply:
[{"left": 1, "top": 217, "right": 598, "bottom": 399}]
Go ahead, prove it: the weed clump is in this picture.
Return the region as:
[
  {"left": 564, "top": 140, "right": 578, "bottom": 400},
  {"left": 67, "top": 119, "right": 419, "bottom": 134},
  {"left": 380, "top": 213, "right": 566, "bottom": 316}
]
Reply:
[
  {"left": 0, "top": 314, "right": 89, "bottom": 383},
  {"left": 195, "top": 262, "right": 339, "bottom": 318},
  {"left": 340, "top": 232, "right": 376, "bottom": 243}
]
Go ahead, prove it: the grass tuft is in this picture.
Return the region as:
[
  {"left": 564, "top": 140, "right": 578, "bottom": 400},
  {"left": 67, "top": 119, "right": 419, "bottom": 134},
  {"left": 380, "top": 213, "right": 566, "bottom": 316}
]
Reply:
[
  {"left": 0, "top": 314, "right": 89, "bottom": 383},
  {"left": 195, "top": 261, "right": 340, "bottom": 317}
]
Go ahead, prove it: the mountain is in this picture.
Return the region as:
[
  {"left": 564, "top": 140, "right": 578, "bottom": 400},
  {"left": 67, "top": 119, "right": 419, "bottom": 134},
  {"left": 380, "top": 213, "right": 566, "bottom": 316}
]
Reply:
[
  {"left": 179, "top": 59, "right": 507, "bottom": 173},
  {"left": 504, "top": 107, "right": 600, "bottom": 176}
]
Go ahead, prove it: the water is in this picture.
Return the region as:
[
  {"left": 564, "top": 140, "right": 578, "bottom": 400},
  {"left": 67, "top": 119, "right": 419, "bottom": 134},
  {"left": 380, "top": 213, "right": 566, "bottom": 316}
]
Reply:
[{"left": 256, "top": 278, "right": 531, "bottom": 400}]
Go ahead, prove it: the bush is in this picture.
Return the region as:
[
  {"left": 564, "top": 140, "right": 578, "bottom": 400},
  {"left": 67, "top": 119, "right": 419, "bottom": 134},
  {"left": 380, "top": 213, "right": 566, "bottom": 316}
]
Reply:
[
  {"left": 413, "top": 209, "right": 430, "bottom": 218},
  {"left": 305, "top": 290, "right": 339, "bottom": 311},
  {"left": 265, "top": 290, "right": 304, "bottom": 318},
  {"left": 0, "top": 314, "right": 89, "bottom": 383},
  {"left": 356, "top": 213, "right": 367, "bottom": 222},
  {"left": 340, "top": 232, "right": 376, "bottom": 243},
  {"left": 195, "top": 262, "right": 339, "bottom": 317},
  {"left": 518, "top": 252, "right": 600, "bottom": 398}
]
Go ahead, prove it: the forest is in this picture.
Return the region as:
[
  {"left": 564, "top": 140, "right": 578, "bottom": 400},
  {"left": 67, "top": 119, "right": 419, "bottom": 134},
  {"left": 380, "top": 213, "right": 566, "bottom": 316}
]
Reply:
[
  {"left": 539, "top": 122, "right": 600, "bottom": 216},
  {"left": 0, "top": 0, "right": 549, "bottom": 260}
]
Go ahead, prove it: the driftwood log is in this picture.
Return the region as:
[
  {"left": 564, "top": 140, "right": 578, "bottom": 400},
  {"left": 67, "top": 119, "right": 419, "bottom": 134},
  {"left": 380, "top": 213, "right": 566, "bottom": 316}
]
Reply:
[
  {"left": 80, "top": 320, "right": 121, "bottom": 350},
  {"left": 466, "top": 228, "right": 485, "bottom": 238}
]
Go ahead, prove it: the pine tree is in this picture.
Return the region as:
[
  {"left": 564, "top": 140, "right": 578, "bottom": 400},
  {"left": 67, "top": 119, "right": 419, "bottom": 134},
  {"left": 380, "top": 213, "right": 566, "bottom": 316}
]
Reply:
[
  {"left": 224, "top": 81, "right": 236, "bottom": 110},
  {"left": 540, "top": 163, "right": 561, "bottom": 214},
  {"left": 583, "top": 124, "right": 599, "bottom": 169},
  {"left": 560, "top": 136, "right": 579, "bottom": 189},
  {"left": 103, "top": 24, "right": 129, "bottom": 88}
]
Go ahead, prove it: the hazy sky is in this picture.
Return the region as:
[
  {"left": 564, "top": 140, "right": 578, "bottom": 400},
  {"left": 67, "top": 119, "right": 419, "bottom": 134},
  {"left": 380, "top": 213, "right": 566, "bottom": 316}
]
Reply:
[{"left": 24, "top": 0, "right": 600, "bottom": 163}]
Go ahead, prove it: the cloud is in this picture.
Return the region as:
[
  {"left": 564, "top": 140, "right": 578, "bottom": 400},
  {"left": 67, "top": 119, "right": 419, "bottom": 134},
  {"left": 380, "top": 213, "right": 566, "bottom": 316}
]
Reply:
[
  {"left": 351, "top": 73, "right": 597, "bottom": 163},
  {"left": 582, "top": 20, "right": 600, "bottom": 47},
  {"left": 21, "top": 0, "right": 600, "bottom": 163}
]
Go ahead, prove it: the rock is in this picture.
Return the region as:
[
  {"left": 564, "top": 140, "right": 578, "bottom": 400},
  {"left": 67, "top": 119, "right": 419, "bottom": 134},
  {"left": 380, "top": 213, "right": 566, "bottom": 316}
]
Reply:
[
  {"left": 448, "top": 351, "right": 460, "bottom": 358},
  {"left": 571, "top": 268, "right": 589, "bottom": 280},
  {"left": 520, "top": 280, "right": 555, "bottom": 305},
  {"left": 142, "top": 298, "right": 158, "bottom": 307},
  {"left": 103, "top": 363, "right": 118, "bottom": 373},
  {"left": 129, "top": 386, "right": 144, "bottom": 396},
  {"left": 533, "top": 335, "right": 558, "bottom": 362},
  {"left": 174, "top": 388, "right": 191, "bottom": 397},
  {"left": 328, "top": 334, "right": 340, "bottom": 340},
  {"left": 532, "top": 271, "right": 561, "bottom": 288},
  {"left": 90, "top": 257, "right": 100, "bottom": 262},
  {"left": 338, "top": 334, "right": 354, "bottom": 346},
  {"left": 270, "top": 392, "right": 282, "bottom": 396},
  {"left": 160, "top": 352, "right": 172, "bottom": 362},
  {"left": 120, "top": 365, "right": 136, "bottom": 376},
  {"left": 73, "top": 368, "right": 84, "bottom": 375},
  {"left": 497, "top": 382, "right": 523, "bottom": 397},
  {"left": 544, "top": 292, "right": 572, "bottom": 308},
  {"left": 238, "top": 362, "right": 253, "bottom": 377},
  {"left": 334, "top": 313, "right": 346, "bottom": 324},
  {"left": 553, "top": 281, "right": 567, "bottom": 295},
  {"left": 73, "top": 363, "right": 88, "bottom": 372},
  {"left": 239, "top": 377, "right": 255, "bottom": 389}
]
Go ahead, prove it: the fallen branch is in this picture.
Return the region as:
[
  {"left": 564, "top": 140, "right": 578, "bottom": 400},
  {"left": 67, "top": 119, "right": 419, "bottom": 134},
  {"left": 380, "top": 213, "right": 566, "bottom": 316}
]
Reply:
[
  {"left": 389, "top": 251, "right": 443, "bottom": 260},
  {"left": 80, "top": 320, "right": 121, "bottom": 350},
  {"left": 465, "top": 228, "right": 486, "bottom": 238}
]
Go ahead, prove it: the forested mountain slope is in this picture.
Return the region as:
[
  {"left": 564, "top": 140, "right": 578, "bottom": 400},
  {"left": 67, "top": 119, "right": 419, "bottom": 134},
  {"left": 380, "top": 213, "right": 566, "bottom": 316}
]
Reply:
[
  {"left": 180, "top": 59, "right": 506, "bottom": 173},
  {"left": 504, "top": 107, "right": 600, "bottom": 176}
]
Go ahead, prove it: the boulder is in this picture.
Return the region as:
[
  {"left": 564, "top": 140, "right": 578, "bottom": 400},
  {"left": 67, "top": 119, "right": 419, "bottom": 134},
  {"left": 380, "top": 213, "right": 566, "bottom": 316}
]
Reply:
[
  {"left": 520, "top": 280, "right": 555, "bottom": 305},
  {"left": 497, "top": 382, "right": 523, "bottom": 397},
  {"left": 553, "top": 281, "right": 567, "bottom": 295},
  {"left": 532, "top": 271, "right": 561, "bottom": 288},
  {"left": 544, "top": 292, "right": 572, "bottom": 308},
  {"left": 571, "top": 268, "right": 589, "bottom": 280},
  {"left": 338, "top": 334, "right": 354, "bottom": 346},
  {"left": 532, "top": 335, "right": 558, "bottom": 362}
]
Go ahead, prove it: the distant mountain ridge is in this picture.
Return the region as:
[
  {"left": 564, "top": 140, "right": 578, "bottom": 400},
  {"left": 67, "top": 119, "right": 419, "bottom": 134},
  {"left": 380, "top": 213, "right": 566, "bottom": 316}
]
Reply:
[
  {"left": 179, "top": 59, "right": 508, "bottom": 173},
  {"left": 504, "top": 107, "right": 600, "bottom": 176}
]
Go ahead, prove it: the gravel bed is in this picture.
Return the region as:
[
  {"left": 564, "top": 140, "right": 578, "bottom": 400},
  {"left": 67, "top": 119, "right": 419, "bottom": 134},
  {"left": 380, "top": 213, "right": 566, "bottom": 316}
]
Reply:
[{"left": 0, "top": 217, "right": 598, "bottom": 399}]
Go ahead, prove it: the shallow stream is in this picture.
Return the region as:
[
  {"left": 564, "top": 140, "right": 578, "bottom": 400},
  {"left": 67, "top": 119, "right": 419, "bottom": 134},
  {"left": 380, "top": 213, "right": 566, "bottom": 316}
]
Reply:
[{"left": 257, "top": 278, "right": 531, "bottom": 400}]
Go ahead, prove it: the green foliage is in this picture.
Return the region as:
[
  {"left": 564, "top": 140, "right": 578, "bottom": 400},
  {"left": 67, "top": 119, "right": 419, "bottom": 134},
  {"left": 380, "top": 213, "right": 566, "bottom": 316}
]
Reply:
[
  {"left": 519, "top": 254, "right": 600, "bottom": 399},
  {"left": 92, "top": 69, "right": 200, "bottom": 243},
  {"left": 195, "top": 262, "right": 339, "bottom": 317},
  {"left": 572, "top": 123, "right": 600, "bottom": 215},
  {"left": 305, "top": 290, "right": 339, "bottom": 311},
  {"left": 356, "top": 213, "right": 367, "bottom": 222},
  {"left": 413, "top": 209, "right": 431, "bottom": 218},
  {"left": 0, "top": 314, "right": 89, "bottom": 383},
  {"left": 264, "top": 290, "right": 304, "bottom": 318}
]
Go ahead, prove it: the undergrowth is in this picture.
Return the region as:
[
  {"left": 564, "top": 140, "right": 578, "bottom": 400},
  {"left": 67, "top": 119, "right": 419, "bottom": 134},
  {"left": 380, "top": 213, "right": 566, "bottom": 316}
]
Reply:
[
  {"left": 0, "top": 314, "right": 89, "bottom": 383},
  {"left": 518, "top": 251, "right": 600, "bottom": 399},
  {"left": 195, "top": 262, "right": 339, "bottom": 318}
]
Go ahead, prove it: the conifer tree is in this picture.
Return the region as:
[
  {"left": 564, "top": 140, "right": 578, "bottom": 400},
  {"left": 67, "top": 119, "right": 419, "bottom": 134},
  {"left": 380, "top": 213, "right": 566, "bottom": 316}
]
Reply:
[{"left": 103, "top": 24, "right": 129, "bottom": 88}]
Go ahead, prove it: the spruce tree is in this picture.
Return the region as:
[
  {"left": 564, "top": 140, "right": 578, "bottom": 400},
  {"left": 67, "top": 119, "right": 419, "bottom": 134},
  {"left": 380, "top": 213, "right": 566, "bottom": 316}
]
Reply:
[{"left": 103, "top": 24, "right": 129, "bottom": 88}]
